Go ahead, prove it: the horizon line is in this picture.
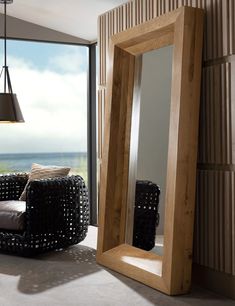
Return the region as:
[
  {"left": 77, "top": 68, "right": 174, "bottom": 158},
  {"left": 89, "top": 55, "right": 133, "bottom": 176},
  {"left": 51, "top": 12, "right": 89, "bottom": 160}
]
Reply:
[{"left": 0, "top": 151, "right": 87, "bottom": 155}]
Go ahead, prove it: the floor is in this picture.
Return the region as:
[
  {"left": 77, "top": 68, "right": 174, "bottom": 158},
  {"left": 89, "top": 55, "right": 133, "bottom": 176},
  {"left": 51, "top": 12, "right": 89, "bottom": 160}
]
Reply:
[
  {"left": 152, "top": 235, "right": 164, "bottom": 256},
  {"left": 0, "top": 227, "right": 234, "bottom": 306}
]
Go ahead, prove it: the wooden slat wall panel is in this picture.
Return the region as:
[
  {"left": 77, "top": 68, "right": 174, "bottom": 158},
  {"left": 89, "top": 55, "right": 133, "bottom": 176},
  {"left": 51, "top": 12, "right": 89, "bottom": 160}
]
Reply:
[
  {"left": 98, "top": 0, "right": 235, "bottom": 275},
  {"left": 98, "top": 0, "right": 235, "bottom": 87},
  {"left": 194, "top": 170, "right": 235, "bottom": 274},
  {"left": 198, "top": 63, "right": 232, "bottom": 165}
]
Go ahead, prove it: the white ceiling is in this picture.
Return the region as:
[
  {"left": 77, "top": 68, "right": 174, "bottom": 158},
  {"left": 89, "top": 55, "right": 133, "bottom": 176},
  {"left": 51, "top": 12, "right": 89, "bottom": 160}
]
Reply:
[{"left": 0, "top": 0, "right": 128, "bottom": 42}]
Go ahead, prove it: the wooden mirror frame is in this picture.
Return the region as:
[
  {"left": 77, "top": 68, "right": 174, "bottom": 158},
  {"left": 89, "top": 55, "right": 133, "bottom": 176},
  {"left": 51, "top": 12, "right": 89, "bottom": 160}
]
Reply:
[{"left": 97, "top": 6, "right": 204, "bottom": 295}]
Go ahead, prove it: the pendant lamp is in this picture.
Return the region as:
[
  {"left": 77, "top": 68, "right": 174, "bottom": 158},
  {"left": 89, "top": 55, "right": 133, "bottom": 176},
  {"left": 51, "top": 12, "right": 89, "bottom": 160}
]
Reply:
[{"left": 0, "top": 0, "right": 24, "bottom": 123}]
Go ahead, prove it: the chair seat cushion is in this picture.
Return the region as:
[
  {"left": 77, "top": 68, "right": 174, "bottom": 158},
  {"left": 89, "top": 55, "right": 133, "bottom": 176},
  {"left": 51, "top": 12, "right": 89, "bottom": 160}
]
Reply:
[{"left": 0, "top": 200, "right": 26, "bottom": 231}]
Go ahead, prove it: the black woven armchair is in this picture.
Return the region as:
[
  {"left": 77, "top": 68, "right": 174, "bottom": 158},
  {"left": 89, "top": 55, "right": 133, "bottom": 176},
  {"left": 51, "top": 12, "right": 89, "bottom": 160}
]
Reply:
[{"left": 0, "top": 173, "right": 89, "bottom": 256}]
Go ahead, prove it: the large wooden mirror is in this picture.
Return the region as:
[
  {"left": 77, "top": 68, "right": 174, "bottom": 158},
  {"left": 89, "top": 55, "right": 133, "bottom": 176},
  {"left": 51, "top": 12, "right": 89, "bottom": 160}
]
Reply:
[{"left": 97, "top": 6, "right": 204, "bottom": 295}]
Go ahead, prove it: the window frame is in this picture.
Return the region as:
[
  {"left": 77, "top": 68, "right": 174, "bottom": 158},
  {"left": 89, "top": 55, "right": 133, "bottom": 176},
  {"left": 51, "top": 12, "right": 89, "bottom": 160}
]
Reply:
[{"left": 1, "top": 36, "right": 97, "bottom": 225}]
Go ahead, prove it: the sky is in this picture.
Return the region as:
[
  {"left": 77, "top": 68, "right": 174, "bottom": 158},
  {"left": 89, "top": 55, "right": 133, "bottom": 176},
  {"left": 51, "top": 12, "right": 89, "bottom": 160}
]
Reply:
[{"left": 0, "top": 40, "right": 88, "bottom": 153}]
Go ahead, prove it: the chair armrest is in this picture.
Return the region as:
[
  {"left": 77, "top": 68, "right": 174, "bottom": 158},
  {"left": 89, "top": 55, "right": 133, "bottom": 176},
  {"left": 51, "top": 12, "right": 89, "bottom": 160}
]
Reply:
[
  {"left": 0, "top": 173, "right": 28, "bottom": 201},
  {"left": 25, "top": 175, "right": 89, "bottom": 235}
]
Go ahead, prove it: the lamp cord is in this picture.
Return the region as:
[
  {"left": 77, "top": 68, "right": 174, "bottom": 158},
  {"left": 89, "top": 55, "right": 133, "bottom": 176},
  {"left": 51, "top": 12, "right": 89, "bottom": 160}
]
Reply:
[{"left": 4, "top": 0, "right": 7, "bottom": 93}]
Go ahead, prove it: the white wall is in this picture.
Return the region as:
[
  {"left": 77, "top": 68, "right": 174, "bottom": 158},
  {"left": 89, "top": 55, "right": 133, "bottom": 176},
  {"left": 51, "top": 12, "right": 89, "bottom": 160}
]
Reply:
[{"left": 137, "top": 45, "right": 173, "bottom": 235}]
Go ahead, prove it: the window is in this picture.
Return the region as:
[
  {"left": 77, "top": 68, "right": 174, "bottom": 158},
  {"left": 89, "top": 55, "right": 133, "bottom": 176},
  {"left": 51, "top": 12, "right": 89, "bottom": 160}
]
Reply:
[{"left": 0, "top": 40, "right": 88, "bottom": 181}]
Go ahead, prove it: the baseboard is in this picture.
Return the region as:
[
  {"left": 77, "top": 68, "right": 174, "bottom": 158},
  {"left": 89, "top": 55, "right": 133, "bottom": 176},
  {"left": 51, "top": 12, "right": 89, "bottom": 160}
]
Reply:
[{"left": 192, "top": 263, "right": 235, "bottom": 300}]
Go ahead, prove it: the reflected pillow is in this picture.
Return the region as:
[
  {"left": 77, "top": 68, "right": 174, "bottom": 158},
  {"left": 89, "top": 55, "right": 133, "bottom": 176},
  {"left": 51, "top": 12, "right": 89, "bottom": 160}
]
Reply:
[{"left": 19, "top": 163, "right": 70, "bottom": 201}]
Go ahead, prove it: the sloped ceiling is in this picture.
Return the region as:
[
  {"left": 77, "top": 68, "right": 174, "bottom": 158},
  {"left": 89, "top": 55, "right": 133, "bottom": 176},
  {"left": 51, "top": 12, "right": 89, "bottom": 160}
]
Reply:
[{"left": 0, "top": 0, "right": 128, "bottom": 42}]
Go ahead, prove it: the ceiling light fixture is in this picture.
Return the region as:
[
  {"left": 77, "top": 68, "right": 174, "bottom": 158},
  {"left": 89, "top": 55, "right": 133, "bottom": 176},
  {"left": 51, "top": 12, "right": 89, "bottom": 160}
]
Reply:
[{"left": 0, "top": 0, "right": 24, "bottom": 123}]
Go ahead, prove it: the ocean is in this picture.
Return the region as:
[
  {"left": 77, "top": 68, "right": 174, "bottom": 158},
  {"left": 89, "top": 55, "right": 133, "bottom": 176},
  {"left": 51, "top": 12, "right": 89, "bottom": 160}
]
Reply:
[{"left": 0, "top": 152, "right": 87, "bottom": 179}]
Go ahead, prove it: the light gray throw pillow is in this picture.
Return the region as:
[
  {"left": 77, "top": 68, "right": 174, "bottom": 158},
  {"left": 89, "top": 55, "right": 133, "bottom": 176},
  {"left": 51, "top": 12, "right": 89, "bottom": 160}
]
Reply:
[{"left": 19, "top": 163, "right": 70, "bottom": 201}]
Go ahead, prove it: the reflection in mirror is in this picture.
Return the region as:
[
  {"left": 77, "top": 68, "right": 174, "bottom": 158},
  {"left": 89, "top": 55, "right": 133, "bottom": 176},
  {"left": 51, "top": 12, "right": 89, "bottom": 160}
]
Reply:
[{"left": 128, "top": 45, "right": 173, "bottom": 256}]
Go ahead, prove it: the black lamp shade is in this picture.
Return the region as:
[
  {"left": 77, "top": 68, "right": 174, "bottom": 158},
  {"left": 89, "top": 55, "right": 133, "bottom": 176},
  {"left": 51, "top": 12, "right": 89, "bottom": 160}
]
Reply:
[{"left": 0, "top": 93, "right": 24, "bottom": 122}]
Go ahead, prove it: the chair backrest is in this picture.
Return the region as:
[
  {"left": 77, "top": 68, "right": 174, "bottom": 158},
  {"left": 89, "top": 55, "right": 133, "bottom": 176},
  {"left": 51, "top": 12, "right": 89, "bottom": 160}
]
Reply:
[{"left": 133, "top": 180, "right": 160, "bottom": 251}]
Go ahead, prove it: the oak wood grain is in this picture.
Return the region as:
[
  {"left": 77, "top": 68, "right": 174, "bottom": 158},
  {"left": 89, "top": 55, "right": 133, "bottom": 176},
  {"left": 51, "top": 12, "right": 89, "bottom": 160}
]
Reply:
[{"left": 97, "top": 6, "right": 204, "bottom": 295}]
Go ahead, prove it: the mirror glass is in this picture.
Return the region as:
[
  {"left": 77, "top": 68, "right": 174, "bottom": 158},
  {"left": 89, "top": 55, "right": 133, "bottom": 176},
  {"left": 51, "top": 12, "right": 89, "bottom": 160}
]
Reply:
[{"left": 126, "top": 45, "right": 173, "bottom": 256}]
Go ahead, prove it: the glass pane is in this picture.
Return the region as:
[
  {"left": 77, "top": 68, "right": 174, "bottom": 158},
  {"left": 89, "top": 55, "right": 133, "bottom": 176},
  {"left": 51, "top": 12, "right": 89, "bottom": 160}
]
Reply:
[{"left": 0, "top": 40, "right": 88, "bottom": 181}]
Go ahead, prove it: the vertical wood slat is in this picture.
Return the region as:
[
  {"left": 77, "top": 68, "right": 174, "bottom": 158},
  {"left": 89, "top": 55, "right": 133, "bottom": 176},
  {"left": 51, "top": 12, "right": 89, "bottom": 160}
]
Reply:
[
  {"left": 98, "top": 0, "right": 235, "bottom": 276},
  {"left": 224, "top": 171, "right": 232, "bottom": 274},
  {"left": 197, "top": 68, "right": 205, "bottom": 163},
  {"left": 229, "top": 0, "right": 235, "bottom": 56},
  {"left": 232, "top": 61, "right": 235, "bottom": 169},
  {"left": 219, "top": 170, "right": 224, "bottom": 271},
  {"left": 208, "top": 167, "right": 214, "bottom": 268},
  {"left": 214, "top": 170, "right": 219, "bottom": 271},
  {"left": 98, "top": 16, "right": 102, "bottom": 85},
  {"left": 226, "top": 63, "right": 232, "bottom": 164},
  {"left": 98, "top": 90, "right": 102, "bottom": 160},
  {"left": 98, "top": 88, "right": 106, "bottom": 160},
  {"left": 232, "top": 172, "right": 235, "bottom": 275}
]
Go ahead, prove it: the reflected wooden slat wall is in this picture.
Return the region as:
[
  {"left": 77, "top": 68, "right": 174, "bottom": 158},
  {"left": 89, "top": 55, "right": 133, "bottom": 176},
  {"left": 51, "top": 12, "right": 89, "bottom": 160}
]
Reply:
[{"left": 98, "top": 0, "right": 235, "bottom": 276}]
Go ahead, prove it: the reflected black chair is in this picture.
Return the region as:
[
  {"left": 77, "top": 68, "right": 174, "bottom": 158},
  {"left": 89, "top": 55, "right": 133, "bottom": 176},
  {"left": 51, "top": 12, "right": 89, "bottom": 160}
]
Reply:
[
  {"left": 133, "top": 180, "right": 160, "bottom": 251},
  {"left": 0, "top": 173, "right": 89, "bottom": 256}
]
